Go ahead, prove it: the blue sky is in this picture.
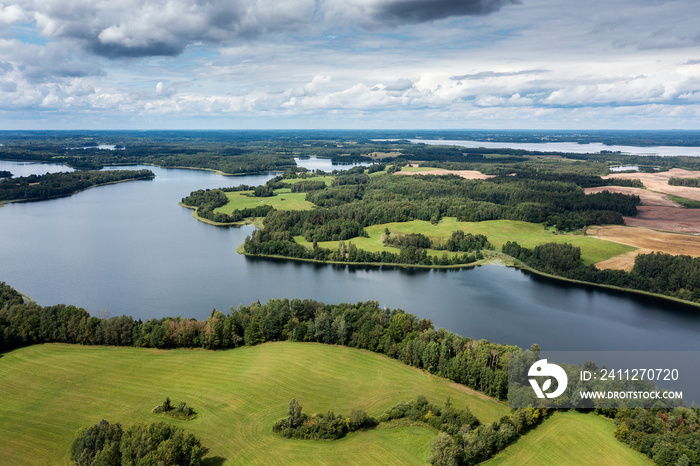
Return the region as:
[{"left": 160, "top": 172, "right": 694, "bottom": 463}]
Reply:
[{"left": 0, "top": 0, "right": 699, "bottom": 129}]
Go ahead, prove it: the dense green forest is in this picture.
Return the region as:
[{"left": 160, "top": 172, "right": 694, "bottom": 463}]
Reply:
[
  {"left": 503, "top": 242, "right": 700, "bottom": 304},
  {"left": 0, "top": 169, "right": 154, "bottom": 203}
]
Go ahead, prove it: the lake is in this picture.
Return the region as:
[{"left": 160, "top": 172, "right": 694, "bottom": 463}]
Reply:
[
  {"left": 383, "top": 139, "right": 700, "bottom": 157},
  {"left": 1, "top": 159, "right": 700, "bottom": 352}
]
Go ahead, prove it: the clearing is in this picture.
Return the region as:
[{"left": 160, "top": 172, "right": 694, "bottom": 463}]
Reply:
[
  {"left": 395, "top": 165, "right": 495, "bottom": 180},
  {"left": 0, "top": 341, "right": 507, "bottom": 465},
  {"left": 216, "top": 188, "right": 316, "bottom": 214},
  {"left": 486, "top": 411, "right": 649, "bottom": 465}
]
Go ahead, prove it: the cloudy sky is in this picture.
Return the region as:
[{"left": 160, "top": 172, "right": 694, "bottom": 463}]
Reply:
[{"left": 0, "top": 0, "right": 699, "bottom": 129}]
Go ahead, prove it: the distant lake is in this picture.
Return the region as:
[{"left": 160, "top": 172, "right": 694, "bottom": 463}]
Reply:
[
  {"left": 1, "top": 159, "right": 700, "bottom": 352},
  {"left": 382, "top": 139, "right": 700, "bottom": 157}
]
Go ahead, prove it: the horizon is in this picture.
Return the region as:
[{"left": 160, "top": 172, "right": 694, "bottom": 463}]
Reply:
[{"left": 0, "top": 0, "right": 699, "bottom": 130}]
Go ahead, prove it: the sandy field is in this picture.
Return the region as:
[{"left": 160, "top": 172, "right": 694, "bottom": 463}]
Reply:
[
  {"left": 395, "top": 166, "right": 495, "bottom": 180},
  {"left": 589, "top": 225, "right": 700, "bottom": 270},
  {"left": 623, "top": 206, "right": 700, "bottom": 234},
  {"left": 589, "top": 170, "right": 700, "bottom": 233},
  {"left": 605, "top": 168, "right": 700, "bottom": 202}
]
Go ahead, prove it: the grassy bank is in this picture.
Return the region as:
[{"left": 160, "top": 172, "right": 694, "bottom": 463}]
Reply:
[{"left": 0, "top": 342, "right": 507, "bottom": 465}]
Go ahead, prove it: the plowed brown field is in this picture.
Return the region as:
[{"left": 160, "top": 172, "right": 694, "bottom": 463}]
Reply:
[
  {"left": 604, "top": 168, "right": 700, "bottom": 201},
  {"left": 589, "top": 225, "right": 700, "bottom": 270}
]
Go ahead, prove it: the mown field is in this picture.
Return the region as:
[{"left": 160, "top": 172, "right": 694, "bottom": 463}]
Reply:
[
  {"left": 216, "top": 189, "right": 317, "bottom": 214},
  {"left": 296, "top": 218, "right": 635, "bottom": 266},
  {"left": 487, "top": 411, "right": 650, "bottom": 465},
  {"left": 0, "top": 342, "right": 507, "bottom": 465}
]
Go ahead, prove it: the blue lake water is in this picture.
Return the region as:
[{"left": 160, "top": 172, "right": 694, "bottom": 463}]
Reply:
[{"left": 1, "top": 159, "right": 700, "bottom": 351}]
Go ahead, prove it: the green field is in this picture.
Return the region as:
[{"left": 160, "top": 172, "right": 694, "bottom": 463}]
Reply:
[
  {"left": 486, "top": 411, "right": 650, "bottom": 465},
  {"left": 296, "top": 218, "right": 635, "bottom": 265},
  {"left": 0, "top": 342, "right": 508, "bottom": 465},
  {"left": 283, "top": 175, "right": 335, "bottom": 186},
  {"left": 216, "top": 189, "right": 316, "bottom": 214}
]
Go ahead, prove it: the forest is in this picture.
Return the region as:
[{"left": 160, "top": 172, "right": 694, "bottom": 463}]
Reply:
[
  {"left": 0, "top": 169, "right": 154, "bottom": 203},
  {"left": 502, "top": 242, "right": 700, "bottom": 303}
]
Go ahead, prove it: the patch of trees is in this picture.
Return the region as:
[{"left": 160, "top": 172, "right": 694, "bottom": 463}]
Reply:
[
  {"left": 289, "top": 180, "right": 327, "bottom": 192},
  {"left": 331, "top": 173, "right": 370, "bottom": 186},
  {"left": 0, "top": 282, "right": 516, "bottom": 400},
  {"left": 0, "top": 170, "right": 11, "bottom": 178},
  {"left": 384, "top": 232, "right": 432, "bottom": 249},
  {"left": 71, "top": 420, "right": 208, "bottom": 466},
  {"left": 427, "top": 402, "right": 547, "bottom": 465},
  {"left": 0, "top": 169, "right": 154, "bottom": 202},
  {"left": 669, "top": 177, "right": 700, "bottom": 187},
  {"left": 152, "top": 397, "right": 196, "bottom": 420},
  {"left": 504, "top": 171, "right": 644, "bottom": 188},
  {"left": 613, "top": 408, "right": 700, "bottom": 466},
  {"left": 433, "top": 231, "right": 493, "bottom": 252},
  {"left": 502, "top": 242, "right": 700, "bottom": 303},
  {"left": 272, "top": 399, "right": 378, "bottom": 440},
  {"left": 253, "top": 185, "right": 274, "bottom": 197}
]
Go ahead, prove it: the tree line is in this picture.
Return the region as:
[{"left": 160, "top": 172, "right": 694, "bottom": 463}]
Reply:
[
  {"left": 669, "top": 177, "right": 700, "bottom": 187},
  {"left": 502, "top": 242, "right": 700, "bottom": 304},
  {"left": 0, "top": 169, "right": 154, "bottom": 203},
  {"left": 0, "top": 282, "right": 515, "bottom": 400}
]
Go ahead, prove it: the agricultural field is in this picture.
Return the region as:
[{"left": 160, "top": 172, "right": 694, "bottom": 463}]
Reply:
[
  {"left": 0, "top": 342, "right": 508, "bottom": 465},
  {"left": 296, "top": 218, "right": 635, "bottom": 266},
  {"left": 487, "top": 411, "right": 650, "bottom": 465}
]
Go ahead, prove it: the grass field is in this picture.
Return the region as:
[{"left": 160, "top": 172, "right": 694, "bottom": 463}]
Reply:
[
  {"left": 283, "top": 175, "right": 335, "bottom": 186},
  {"left": 216, "top": 188, "right": 316, "bottom": 214},
  {"left": 0, "top": 342, "right": 508, "bottom": 465},
  {"left": 486, "top": 411, "right": 650, "bottom": 465},
  {"left": 296, "top": 218, "right": 635, "bottom": 266}
]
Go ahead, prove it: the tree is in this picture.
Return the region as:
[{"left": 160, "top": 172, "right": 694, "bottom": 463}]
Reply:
[
  {"left": 429, "top": 432, "right": 461, "bottom": 466},
  {"left": 71, "top": 420, "right": 123, "bottom": 466}
]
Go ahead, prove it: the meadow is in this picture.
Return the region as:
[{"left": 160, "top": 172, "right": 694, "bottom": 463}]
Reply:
[
  {"left": 0, "top": 342, "right": 507, "bottom": 465},
  {"left": 487, "top": 411, "right": 650, "bottom": 465},
  {"left": 296, "top": 218, "right": 635, "bottom": 266}
]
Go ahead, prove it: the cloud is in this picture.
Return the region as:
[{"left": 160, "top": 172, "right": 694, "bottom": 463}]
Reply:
[
  {"left": 0, "top": 3, "right": 27, "bottom": 26},
  {"left": 30, "top": 0, "right": 317, "bottom": 58},
  {"left": 371, "top": 0, "right": 521, "bottom": 24},
  {"left": 451, "top": 69, "right": 549, "bottom": 80}
]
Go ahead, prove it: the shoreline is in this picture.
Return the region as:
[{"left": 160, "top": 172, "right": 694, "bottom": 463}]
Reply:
[
  {"left": 0, "top": 175, "right": 154, "bottom": 207},
  {"left": 239, "top": 246, "right": 700, "bottom": 309},
  {"left": 178, "top": 202, "right": 263, "bottom": 228}
]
